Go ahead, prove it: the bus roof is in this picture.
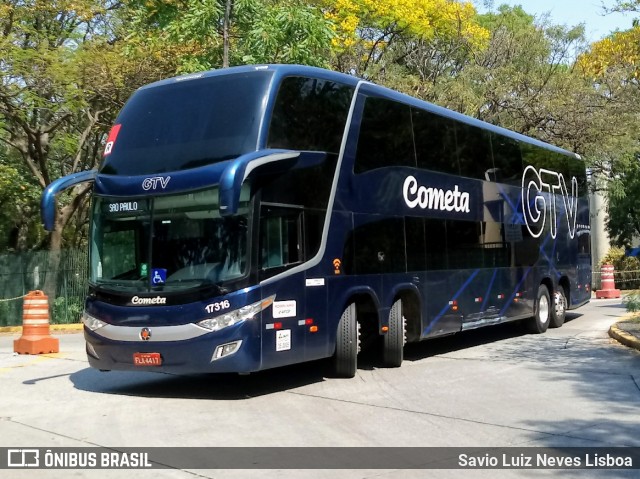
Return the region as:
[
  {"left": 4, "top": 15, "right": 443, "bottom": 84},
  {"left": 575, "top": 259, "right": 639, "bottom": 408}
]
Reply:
[
  {"left": 138, "top": 64, "right": 362, "bottom": 91},
  {"left": 138, "top": 64, "right": 580, "bottom": 161}
]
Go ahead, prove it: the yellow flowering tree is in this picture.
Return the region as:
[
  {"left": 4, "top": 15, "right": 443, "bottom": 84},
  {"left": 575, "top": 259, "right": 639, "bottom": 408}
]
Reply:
[
  {"left": 322, "top": 0, "right": 489, "bottom": 78},
  {"left": 577, "top": 26, "right": 640, "bottom": 80}
]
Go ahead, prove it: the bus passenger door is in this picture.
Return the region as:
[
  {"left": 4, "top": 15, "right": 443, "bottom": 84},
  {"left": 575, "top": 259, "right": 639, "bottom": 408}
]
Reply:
[
  {"left": 261, "top": 277, "right": 308, "bottom": 368},
  {"left": 258, "top": 206, "right": 308, "bottom": 368}
]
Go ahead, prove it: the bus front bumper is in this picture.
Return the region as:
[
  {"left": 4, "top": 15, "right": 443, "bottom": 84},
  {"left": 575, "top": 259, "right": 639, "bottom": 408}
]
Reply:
[{"left": 83, "top": 320, "right": 261, "bottom": 374}]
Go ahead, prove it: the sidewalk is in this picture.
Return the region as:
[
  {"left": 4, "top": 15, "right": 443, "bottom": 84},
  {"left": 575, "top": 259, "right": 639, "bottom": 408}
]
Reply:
[{"left": 609, "top": 318, "right": 640, "bottom": 352}]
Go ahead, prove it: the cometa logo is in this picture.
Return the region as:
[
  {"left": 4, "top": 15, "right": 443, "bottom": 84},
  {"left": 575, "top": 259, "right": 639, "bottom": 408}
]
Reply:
[
  {"left": 403, "top": 175, "right": 470, "bottom": 213},
  {"left": 131, "top": 296, "right": 167, "bottom": 305}
]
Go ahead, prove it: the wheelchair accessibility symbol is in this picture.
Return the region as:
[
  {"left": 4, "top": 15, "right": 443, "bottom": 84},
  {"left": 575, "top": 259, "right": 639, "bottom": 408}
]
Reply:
[{"left": 151, "top": 268, "right": 167, "bottom": 285}]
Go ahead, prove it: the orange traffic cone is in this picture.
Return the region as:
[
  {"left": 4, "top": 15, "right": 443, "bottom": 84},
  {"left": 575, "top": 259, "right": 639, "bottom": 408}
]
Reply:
[
  {"left": 595, "top": 264, "right": 621, "bottom": 299},
  {"left": 13, "top": 290, "right": 59, "bottom": 354}
]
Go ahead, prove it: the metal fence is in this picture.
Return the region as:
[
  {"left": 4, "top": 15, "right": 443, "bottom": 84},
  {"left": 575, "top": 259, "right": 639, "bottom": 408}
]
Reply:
[{"left": 0, "top": 249, "right": 87, "bottom": 326}]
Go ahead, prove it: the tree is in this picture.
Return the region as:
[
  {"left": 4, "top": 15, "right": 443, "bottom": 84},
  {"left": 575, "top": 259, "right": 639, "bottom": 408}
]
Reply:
[
  {"left": 324, "top": 0, "right": 489, "bottom": 80},
  {"left": 125, "top": 0, "right": 335, "bottom": 72},
  {"left": 608, "top": 0, "right": 640, "bottom": 14},
  {"left": 576, "top": 19, "right": 640, "bottom": 188},
  {"left": 0, "top": 2, "right": 111, "bottom": 255},
  {"left": 0, "top": 1, "right": 176, "bottom": 299},
  {"left": 606, "top": 158, "right": 640, "bottom": 247},
  {"left": 0, "top": 152, "right": 41, "bottom": 251},
  {"left": 439, "top": 7, "right": 592, "bottom": 142},
  {"left": 578, "top": 26, "right": 640, "bottom": 80},
  {"left": 240, "top": 1, "right": 334, "bottom": 66}
]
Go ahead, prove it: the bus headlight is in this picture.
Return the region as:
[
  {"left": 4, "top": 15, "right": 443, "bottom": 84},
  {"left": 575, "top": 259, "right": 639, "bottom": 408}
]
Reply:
[
  {"left": 197, "top": 295, "right": 275, "bottom": 332},
  {"left": 82, "top": 312, "right": 107, "bottom": 331},
  {"left": 212, "top": 340, "right": 242, "bottom": 360}
]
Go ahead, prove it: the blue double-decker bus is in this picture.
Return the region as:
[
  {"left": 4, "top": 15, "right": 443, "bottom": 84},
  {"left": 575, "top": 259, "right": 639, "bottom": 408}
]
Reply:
[{"left": 42, "top": 65, "right": 591, "bottom": 378}]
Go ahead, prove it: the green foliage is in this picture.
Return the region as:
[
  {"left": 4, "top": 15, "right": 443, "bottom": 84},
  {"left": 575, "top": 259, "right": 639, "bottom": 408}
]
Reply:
[
  {"left": 623, "top": 293, "right": 640, "bottom": 312},
  {"left": 609, "top": 1, "right": 640, "bottom": 14},
  {"left": 125, "top": 0, "right": 334, "bottom": 72},
  {"left": 0, "top": 154, "right": 44, "bottom": 250},
  {"left": 0, "top": 164, "right": 22, "bottom": 207},
  {"left": 52, "top": 296, "right": 84, "bottom": 324},
  {"left": 241, "top": 1, "right": 334, "bottom": 66},
  {"left": 600, "top": 246, "right": 626, "bottom": 266},
  {"left": 600, "top": 247, "right": 640, "bottom": 290},
  {"left": 606, "top": 160, "right": 640, "bottom": 248}
]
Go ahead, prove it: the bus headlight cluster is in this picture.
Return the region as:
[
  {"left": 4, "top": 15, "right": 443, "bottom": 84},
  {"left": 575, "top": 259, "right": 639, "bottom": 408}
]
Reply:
[
  {"left": 82, "top": 311, "right": 107, "bottom": 331},
  {"left": 197, "top": 295, "right": 275, "bottom": 332}
]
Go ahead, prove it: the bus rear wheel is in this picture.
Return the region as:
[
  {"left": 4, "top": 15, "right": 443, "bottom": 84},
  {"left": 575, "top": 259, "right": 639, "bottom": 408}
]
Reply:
[
  {"left": 527, "top": 284, "right": 551, "bottom": 334},
  {"left": 333, "top": 303, "right": 358, "bottom": 378},
  {"left": 382, "top": 299, "right": 405, "bottom": 368},
  {"left": 550, "top": 287, "right": 567, "bottom": 328}
]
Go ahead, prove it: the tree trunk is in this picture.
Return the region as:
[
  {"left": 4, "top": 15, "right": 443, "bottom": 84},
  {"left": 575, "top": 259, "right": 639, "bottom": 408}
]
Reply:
[
  {"left": 223, "top": 0, "right": 233, "bottom": 68},
  {"left": 42, "top": 216, "right": 63, "bottom": 314}
]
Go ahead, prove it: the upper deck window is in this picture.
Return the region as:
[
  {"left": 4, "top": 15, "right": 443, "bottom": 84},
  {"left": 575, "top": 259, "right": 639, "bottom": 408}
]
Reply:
[
  {"left": 354, "top": 96, "right": 416, "bottom": 173},
  {"left": 100, "top": 72, "right": 272, "bottom": 175},
  {"left": 267, "top": 76, "right": 354, "bottom": 154}
]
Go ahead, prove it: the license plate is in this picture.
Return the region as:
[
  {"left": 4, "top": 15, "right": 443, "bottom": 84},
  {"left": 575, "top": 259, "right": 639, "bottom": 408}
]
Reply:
[{"left": 133, "top": 352, "right": 162, "bottom": 366}]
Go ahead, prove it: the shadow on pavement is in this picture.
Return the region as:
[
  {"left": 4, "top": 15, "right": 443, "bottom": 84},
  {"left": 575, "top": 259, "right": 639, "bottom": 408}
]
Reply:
[
  {"left": 69, "top": 359, "right": 330, "bottom": 400},
  {"left": 69, "top": 315, "right": 570, "bottom": 400}
]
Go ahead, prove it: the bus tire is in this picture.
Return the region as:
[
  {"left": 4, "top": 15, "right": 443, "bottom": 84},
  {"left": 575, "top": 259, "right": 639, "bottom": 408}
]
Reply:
[
  {"left": 527, "top": 284, "right": 551, "bottom": 334},
  {"left": 333, "top": 303, "right": 358, "bottom": 378},
  {"left": 550, "top": 287, "right": 567, "bottom": 328},
  {"left": 383, "top": 299, "right": 405, "bottom": 367}
]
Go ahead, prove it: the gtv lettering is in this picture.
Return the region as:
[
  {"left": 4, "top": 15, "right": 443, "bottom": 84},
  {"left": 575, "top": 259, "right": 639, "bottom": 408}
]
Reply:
[
  {"left": 142, "top": 176, "right": 171, "bottom": 190},
  {"left": 403, "top": 176, "right": 470, "bottom": 213},
  {"left": 522, "top": 166, "right": 578, "bottom": 239}
]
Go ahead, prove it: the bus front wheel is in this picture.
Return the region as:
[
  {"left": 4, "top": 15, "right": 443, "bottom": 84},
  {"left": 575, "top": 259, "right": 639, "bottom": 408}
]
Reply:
[
  {"left": 333, "top": 303, "right": 358, "bottom": 378},
  {"left": 382, "top": 299, "right": 405, "bottom": 368},
  {"left": 527, "top": 284, "right": 551, "bottom": 334}
]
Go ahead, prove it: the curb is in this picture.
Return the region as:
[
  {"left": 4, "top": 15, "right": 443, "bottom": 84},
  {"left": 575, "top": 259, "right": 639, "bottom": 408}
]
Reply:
[
  {"left": 609, "top": 323, "right": 640, "bottom": 352},
  {"left": 0, "top": 323, "right": 83, "bottom": 334}
]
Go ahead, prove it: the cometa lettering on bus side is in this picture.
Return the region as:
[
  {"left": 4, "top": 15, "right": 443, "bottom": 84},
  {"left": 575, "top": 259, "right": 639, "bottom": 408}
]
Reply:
[
  {"left": 131, "top": 295, "right": 167, "bottom": 305},
  {"left": 403, "top": 175, "right": 470, "bottom": 213}
]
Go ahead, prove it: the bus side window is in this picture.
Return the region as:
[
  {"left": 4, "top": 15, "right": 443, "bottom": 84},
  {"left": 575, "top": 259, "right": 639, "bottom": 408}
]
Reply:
[
  {"left": 490, "top": 133, "right": 522, "bottom": 184},
  {"left": 354, "top": 97, "right": 415, "bottom": 173},
  {"left": 412, "top": 109, "right": 459, "bottom": 175},
  {"left": 455, "top": 124, "right": 492, "bottom": 180},
  {"left": 267, "top": 77, "right": 354, "bottom": 154},
  {"left": 567, "top": 156, "right": 588, "bottom": 197},
  {"left": 260, "top": 207, "right": 303, "bottom": 272},
  {"left": 405, "top": 217, "right": 427, "bottom": 272},
  {"left": 520, "top": 142, "right": 551, "bottom": 172},
  {"left": 343, "top": 217, "right": 406, "bottom": 274},
  {"left": 446, "top": 220, "right": 484, "bottom": 269},
  {"left": 424, "top": 219, "right": 448, "bottom": 270}
]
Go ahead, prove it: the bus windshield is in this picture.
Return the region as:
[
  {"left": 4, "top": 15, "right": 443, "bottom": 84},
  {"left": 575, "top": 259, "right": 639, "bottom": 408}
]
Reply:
[
  {"left": 99, "top": 72, "right": 272, "bottom": 175},
  {"left": 89, "top": 186, "right": 250, "bottom": 293}
]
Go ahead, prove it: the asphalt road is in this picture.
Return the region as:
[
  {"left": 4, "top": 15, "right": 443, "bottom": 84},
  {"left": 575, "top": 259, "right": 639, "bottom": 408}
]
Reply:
[{"left": 0, "top": 297, "right": 638, "bottom": 479}]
